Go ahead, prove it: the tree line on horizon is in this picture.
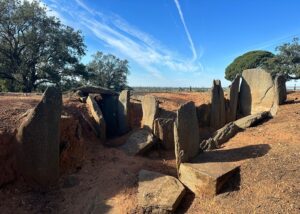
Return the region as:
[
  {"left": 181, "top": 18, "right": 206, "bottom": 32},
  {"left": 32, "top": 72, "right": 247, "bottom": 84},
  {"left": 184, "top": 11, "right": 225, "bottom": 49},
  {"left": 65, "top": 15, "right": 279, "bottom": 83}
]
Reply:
[{"left": 0, "top": 0, "right": 299, "bottom": 93}]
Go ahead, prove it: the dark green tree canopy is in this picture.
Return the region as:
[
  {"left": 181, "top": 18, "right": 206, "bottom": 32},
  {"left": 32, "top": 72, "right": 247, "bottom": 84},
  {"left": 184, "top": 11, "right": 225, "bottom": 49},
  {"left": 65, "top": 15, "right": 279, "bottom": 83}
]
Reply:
[
  {"left": 225, "top": 50, "right": 275, "bottom": 81},
  {"left": 0, "top": 0, "right": 87, "bottom": 92},
  {"left": 86, "top": 52, "right": 129, "bottom": 92},
  {"left": 264, "top": 38, "right": 300, "bottom": 80}
]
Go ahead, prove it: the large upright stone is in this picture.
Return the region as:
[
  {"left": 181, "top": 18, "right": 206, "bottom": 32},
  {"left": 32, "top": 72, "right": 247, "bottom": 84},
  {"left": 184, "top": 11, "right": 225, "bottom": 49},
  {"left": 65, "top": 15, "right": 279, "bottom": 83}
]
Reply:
[
  {"left": 174, "top": 102, "right": 200, "bottom": 167},
  {"left": 274, "top": 75, "right": 287, "bottom": 105},
  {"left": 228, "top": 76, "right": 240, "bottom": 122},
  {"left": 86, "top": 95, "right": 106, "bottom": 141},
  {"left": 138, "top": 170, "right": 186, "bottom": 213},
  {"left": 118, "top": 90, "right": 130, "bottom": 135},
  {"left": 142, "top": 95, "right": 159, "bottom": 130},
  {"left": 240, "top": 68, "right": 276, "bottom": 116},
  {"left": 16, "top": 87, "right": 62, "bottom": 187},
  {"left": 210, "top": 80, "right": 226, "bottom": 130}
]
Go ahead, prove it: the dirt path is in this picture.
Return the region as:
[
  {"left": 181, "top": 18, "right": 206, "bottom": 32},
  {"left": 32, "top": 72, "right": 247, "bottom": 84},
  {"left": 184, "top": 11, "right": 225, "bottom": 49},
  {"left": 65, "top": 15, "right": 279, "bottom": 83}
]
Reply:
[{"left": 0, "top": 92, "right": 299, "bottom": 213}]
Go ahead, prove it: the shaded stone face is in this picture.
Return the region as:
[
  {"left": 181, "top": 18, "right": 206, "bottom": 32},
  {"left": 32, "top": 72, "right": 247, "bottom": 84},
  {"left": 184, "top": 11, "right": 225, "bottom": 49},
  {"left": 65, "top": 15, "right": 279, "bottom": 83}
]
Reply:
[
  {"left": 138, "top": 170, "right": 186, "bottom": 213},
  {"left": 117, "top": 90, "right": 130, "bottom": 135},
  {"left": 240, "top": 68, "right": 276, "bottom": 116},
  {"left": 142, "top": 95, "right": 159, "bottom": 131},
  {"left": 16, "top": 87, "right": 62, "bottom": 188},
  {"left": 274, "top": 75, "right": 287, "bottom": 105},
  {"left": 210, "top": 80, "right": 226, "bottom": 130},
  {"left": 228, "top": 76, "right": 240, "bottom": 122},
  {"left": 153, "top": 118, "right": 175, "bottom": 150},
  {"left": 174, "top": 101, "right": 200, "bottom": 166}
]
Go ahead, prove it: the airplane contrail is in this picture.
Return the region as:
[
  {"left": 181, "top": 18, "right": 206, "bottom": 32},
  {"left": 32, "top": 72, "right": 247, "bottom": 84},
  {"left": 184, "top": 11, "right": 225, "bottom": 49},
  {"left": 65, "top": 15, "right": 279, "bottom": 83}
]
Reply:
[{"left": 174, "top": 0, "right": 197, "bottom": 61}]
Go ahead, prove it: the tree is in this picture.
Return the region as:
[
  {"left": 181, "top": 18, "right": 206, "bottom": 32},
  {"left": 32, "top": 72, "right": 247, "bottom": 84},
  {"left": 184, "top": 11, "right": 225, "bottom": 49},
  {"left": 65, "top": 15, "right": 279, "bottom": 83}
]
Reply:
[
  {"left": 86, "top": 51, "right": 129, "bottom": 92},
  {"left": 264, "top": 38, "right": 300, "bottom": 80},
  {"left": 0, "top": 0, "right": 87, "bottom": 92},
  {"left": 225, "top": 50, "right": 274, "bottom": 81}
]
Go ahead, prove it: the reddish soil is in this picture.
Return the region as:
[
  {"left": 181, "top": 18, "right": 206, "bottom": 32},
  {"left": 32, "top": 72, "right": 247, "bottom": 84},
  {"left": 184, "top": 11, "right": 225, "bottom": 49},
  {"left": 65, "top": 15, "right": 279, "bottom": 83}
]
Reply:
[{"left": 0, "top": 92, "right": 299, "bottom": 213}]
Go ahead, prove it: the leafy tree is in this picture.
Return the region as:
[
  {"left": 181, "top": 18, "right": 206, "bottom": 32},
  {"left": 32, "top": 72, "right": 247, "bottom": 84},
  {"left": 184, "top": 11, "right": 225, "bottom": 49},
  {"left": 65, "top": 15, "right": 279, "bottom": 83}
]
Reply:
[
  {"left": 0, "top": 0, "right": 87, "bottom": 92},
  {"left": 225, "top": 50, "right": 274, "bottom": 81},
  {"left": 264, "top": 38, "right": 300, "bottom": 80},
  {"left": 86, "top": 51, "right": 129, "bottom": 92}
]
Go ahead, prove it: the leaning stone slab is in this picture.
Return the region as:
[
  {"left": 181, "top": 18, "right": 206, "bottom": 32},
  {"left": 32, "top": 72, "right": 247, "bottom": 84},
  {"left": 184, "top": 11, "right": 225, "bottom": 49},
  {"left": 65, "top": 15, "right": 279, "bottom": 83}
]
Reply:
[
  {"left": 210, "top": 80, "right": 226, "bottom": 130},
  {"left": 138, "top": 170, "right": 186, "bottom": 213},
  {"left": 121, "top": 129, "right": 155, "bottom": 156},
  {"left": 118, "top": 90, "right": 130, "bottom": 135},
  {"left": 240, "top": 68, "right": 276, "bottom": 116},
  {"left": 174, "top": 102, "right": 200, "bottom": 167},
  {"left": 153, "top": 118, "right": 175, "bottom": 150},
  {"left": 86, "top": 95, "right": 106, "bottom": 141},
  {"left": 234, "top": 111, "right": 270, "bottom": 129},
  {"left": 200, "top": 111, "right": 270, "bottom": 151},
  {"left": 142, "top": 95, "right": 159, "bottom": 130},
  {"left": 179, "top": 161, "right": 239, "bottom": 197},
  {"left": 16, "top": 87, "right": 62, "bottom": 187},
  {"left": 228, "top": 76, "right": 240, "bottom": 122}
]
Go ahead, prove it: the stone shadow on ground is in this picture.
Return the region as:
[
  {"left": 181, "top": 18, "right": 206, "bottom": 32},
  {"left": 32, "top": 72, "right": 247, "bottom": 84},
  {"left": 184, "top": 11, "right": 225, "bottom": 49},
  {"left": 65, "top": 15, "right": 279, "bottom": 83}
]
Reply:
[{"left": 193, "top": 144, "right": 271, "bottom": 163}]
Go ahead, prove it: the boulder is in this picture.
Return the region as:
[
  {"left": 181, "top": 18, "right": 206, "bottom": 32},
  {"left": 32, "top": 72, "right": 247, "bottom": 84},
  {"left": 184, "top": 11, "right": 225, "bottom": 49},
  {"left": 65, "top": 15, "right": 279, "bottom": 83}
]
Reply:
[
  {"left": 179, "top": 161, "right": 239, "bottom": 197},
  {"left": 210, "top": 80, "right": 226, "bottom": 130},
  {"left": 121, "top": 129, "right": 155, "bottom": 156},
  {"left": 174, "top": 102, "right": 200, "bottom": 167},
  {"left": 99, "top": 95, "right": 119, "bottom": 138},
  {"left": 16, "top": 87, "right": 62, "bottom": 187},
  {"left": 228, "top": 76, "right": 240, "bottom": 122},
  {"left": 138, "top": 170, "right": 185, "bottom": 213},
  {"left": 118, "top": 90, "right": 130, "bottom": 135},
  {"left": 274, "top": 75, "right": 287, "bottom": 105},
  {"left": 86, "top": 95, "right": 106, "bottom": 141},
  {"left": 239, "top": 69, "right": 276, "bottom": 116},
  {"left": 234, "top": 111, "right": 270, "bottom": 129},
  {"left": 142, "top": 95, "right": 159, "bottom": 130},
  {"left": 153, "top": 118, "right": 175, "bottom": 150}
]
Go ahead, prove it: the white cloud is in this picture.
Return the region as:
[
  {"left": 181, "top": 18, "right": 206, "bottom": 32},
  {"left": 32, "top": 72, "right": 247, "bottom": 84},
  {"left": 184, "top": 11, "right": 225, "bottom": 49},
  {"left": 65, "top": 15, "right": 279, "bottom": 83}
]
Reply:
[{"left": 44, "top": 0, "right": 203, "bottom": 79}]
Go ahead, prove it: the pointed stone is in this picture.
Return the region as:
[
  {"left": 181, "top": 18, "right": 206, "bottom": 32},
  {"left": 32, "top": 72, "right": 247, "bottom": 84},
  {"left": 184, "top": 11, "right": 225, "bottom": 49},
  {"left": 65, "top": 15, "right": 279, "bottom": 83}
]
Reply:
[
  {"left": 16, "top": 87, "right": 62, "bottom": 188},
  {"left": 210, "top": 80, "right": 226, "bottom": 130},
  {"left": 118, "top": 90, "right": 130, "bottom": 135},
  {"left": 228, "top": 76, "right": 240, "bottom": 122}
]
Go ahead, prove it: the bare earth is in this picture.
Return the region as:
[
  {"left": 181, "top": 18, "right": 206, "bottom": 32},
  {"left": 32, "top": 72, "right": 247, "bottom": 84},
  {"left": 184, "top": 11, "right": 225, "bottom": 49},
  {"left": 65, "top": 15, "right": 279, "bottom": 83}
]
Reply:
[{"left": 0, "top": 92, "right": 299, "bottom": 213}]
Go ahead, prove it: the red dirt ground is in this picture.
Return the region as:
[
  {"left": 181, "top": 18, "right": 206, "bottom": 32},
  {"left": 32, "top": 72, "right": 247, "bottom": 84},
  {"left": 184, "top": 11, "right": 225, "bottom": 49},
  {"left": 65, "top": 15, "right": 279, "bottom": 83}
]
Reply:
[{"left": 0, "top": 91, "right": 299, "bottom": 213}]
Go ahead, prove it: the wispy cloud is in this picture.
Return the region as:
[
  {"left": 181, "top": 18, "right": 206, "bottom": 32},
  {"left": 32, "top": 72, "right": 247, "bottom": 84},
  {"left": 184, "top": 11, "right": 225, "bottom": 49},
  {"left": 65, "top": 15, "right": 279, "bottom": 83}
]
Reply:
[
  {"left": 44, "top": 0, "right": 202, "bottom": 79},
  {"left": 174, "top": 0, "right": 197, "bottom": 61}
]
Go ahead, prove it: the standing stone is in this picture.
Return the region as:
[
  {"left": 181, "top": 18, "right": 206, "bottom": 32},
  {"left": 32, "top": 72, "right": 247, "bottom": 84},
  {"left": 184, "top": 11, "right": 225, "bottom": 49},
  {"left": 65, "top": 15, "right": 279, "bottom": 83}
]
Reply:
[
  {"left": 99, "top": 95, "right": 118, "bottom": 138},
  {"left": 118, "top": 90, "right": 130, "bottom": 135},
  {"left": 142, "top": 95, "right": 159, "bottom": 130},
  {"left": 138, "top": 170, "right": 186, "bottom": 213},
  {"left": 153, "top": 118, "right": 175, "bottom": 150},
  {"left": 16, "top": 87, "right": 62, "bottom": 187},
  {"left": 210, "top": 80, "right": 226, "bottom": 130},
  {"left": 228, "top": 76, "right": 240, "bottom": 122},
  {"left": 240, "top": 68, "right": 276, "bottom": 116},
  {"left": 174, "top": 102, "right": 200, "bottom": 168},
  {"left": 274, "top": 75, "right": 287, "bottom": 105},
  {"left": 86, "top": 95, "right": 106, "bottom": 141}
]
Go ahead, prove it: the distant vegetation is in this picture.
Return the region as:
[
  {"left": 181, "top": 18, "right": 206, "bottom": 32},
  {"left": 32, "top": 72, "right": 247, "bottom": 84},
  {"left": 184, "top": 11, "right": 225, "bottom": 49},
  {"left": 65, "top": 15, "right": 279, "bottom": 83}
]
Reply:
[
  {"left": 0, "top": 0, "right": 129, "bottom": 92},
  {"left": 226, "top": 38, "right": 300, "bottom": 82}
]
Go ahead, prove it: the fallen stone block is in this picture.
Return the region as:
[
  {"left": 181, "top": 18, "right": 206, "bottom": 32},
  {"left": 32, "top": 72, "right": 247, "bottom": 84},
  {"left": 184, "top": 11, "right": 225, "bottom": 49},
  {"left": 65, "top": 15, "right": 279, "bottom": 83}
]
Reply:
[
  {"left": 138, "top": 170, "right": 186, "bottom": 213},
  {"left": 234, "top": 111, "right": 270, "bottom": 129},
  {"left": 179, "top": 161, "right": 239, "bottom": 197},
  {"left": 121, "top": 129, "right": 155, "bottom": 156}
]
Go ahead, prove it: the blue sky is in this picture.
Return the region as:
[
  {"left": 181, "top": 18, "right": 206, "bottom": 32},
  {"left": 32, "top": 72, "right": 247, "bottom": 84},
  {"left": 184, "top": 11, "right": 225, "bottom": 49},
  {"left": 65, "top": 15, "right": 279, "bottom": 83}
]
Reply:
[{"left": 43, "top": 0, "right": 300, "bottom": 87}]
